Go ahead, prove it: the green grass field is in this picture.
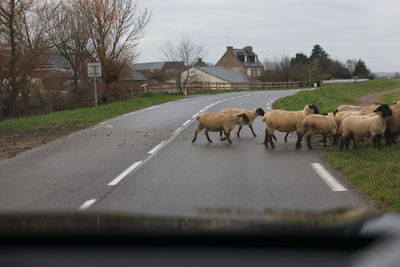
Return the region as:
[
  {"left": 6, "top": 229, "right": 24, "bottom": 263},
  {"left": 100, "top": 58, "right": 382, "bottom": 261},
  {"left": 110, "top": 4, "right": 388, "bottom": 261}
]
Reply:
[
  {"left": 320, "top": 144, "right": 400, "bottom": 211},
  {"left": 273, "top": 79, "right": 400, "bottom": 212},
  {"left": 381, "top": 90, "right": 400, "bottom": 104},
  {"left": 0, "top": 93, "right": 184, "bottom": 133},
  {"left": 274, "top": 79, "right": 400, "bottom": 114}
]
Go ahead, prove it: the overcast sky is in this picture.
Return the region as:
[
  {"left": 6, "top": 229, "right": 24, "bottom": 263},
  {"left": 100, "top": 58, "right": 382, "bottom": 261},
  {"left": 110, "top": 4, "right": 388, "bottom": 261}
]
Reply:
[{"left": 136, "top": 0, "right": 399, "bottom": 72}]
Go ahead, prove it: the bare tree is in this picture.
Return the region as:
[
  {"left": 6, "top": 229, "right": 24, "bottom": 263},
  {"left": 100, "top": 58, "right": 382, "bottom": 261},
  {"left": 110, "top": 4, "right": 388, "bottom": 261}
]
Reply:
[
  {"left": 346, "top": 59, "right": 358, "bottom": 76},
  {"left": 74, "top": 0, "right": 150, "bottom": 102},
  {"left": 0, "top": 0, "right": 33, "bottom": 115},
  {"left": 47, "top": 0, "right": 91, "bottom": 97},
  {"left": 161, "top": 35, "right": 206, "bottom": 95}
]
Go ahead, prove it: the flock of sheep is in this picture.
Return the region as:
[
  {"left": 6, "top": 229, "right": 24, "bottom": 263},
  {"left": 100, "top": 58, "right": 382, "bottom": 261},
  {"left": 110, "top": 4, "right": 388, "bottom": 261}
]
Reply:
[{"left": 192, "top": 100, "right": 400, "bottom": 150}]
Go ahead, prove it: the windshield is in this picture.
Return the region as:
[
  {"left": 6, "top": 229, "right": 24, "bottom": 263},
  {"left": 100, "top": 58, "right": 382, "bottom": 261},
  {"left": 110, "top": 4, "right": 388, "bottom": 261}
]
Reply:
[{"left": 0, "top": 0, "right": 399, "bottom": 233}]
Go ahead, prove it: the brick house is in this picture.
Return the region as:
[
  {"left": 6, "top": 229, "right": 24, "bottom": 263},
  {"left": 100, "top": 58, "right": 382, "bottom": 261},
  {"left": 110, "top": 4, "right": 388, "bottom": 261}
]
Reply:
[{"left": 216, "top": 46, "right": 264, "bottom": 78}]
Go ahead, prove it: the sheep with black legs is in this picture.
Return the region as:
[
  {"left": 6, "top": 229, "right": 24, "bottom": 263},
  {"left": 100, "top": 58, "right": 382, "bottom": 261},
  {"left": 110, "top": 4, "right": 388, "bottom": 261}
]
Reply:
[
  {"left": 340, "top": 104, "right": 392, "bottom": 150},
  {"left": 219, "top": 107, "right": 265, "bottom": 137},
  {"left": 332, "top": 106, "right": 378, "bottom": 146},
  {"left": 296, "top": 113, "right": 336, "bottom": 149},
  {"left": 262, "top": 104, "right": 319, "bottom": 148},
  {"left": 192, "top": 112, "right": 250, "bottom": 144},
  {"left": 385, "top": 100, "right": 400, "bottom": 145}
]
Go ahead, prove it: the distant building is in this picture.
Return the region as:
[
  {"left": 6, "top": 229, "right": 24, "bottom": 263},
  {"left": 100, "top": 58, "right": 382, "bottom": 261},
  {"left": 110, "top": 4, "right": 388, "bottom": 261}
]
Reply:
[
  {"left": 193, "top": 58, "right": 208, "bottom": 67},
  {"left": 119, "top": 71, "right": 147, "bottom": 82},
  {"left": 133, "top": 61, "right": 185, "bottom": 83},
  {"left": 184, "top": 66, "right": 250, "bottom": 83},
  {"left": 216, "top": 46, "right": 264, "bottom": 78}
]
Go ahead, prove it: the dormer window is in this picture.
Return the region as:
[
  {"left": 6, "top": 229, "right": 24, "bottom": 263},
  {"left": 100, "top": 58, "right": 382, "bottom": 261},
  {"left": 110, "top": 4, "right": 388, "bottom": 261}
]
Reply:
[{"left": 238, "top": 55, "right": 245, "bottom": 62}]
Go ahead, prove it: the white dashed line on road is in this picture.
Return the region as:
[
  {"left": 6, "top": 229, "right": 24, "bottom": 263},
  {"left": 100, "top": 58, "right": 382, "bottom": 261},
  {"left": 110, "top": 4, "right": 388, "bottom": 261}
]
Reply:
[
  {"left": 192, "top": 113, "right": 199, "bottom": 118},
  {"left": 78, "top": 199, "right": 96, "bottom": 210},
  {"left": 310, "top": 163, "right": 347, "bottom": 191},
  {"left": 182, "top": 120, "right": 191, "bottom": 126},
  {"left": 173, "top": 127, "right": 182, "bottom": 135},
  {"left": 108, "top": 161, "right": 143, "bottom": 186},
  {"left": 148, "top": 141, "right": 166, "bottom": 154}
]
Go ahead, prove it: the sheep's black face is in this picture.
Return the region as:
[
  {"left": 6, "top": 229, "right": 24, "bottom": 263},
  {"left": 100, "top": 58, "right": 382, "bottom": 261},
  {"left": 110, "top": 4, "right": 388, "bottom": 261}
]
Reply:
[
  {"left": 309, "top": 104, "right": 320, "bottom": 114},
  {"left": 373, "top": 104, "right": 392, "bottom": 118},
  {"left": 239, "top": 113, "right": 250, "bottom": 123},
  {"left": 256, "top": 108, "right": 265, "bottom": 116},
  {"left": 333, "top": 109, "right": 339, "bottom": 116}
]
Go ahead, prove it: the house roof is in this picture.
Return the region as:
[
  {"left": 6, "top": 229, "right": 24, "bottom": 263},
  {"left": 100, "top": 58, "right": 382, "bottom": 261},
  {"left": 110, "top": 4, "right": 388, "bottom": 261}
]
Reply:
[
  {"left": 195, "top": 66, "right": 250, "bottom": 83},
  {"left": 133, "top": 62, "right": 166, "bottom": 71},
  {"left": 133, "top": 61, "right": 185, "bottom": 71},
  {"left": 119, "top": 71, "right": 147, "bottom": 81},
  {"left": 232, "top": 48, "right": 264, "bottom": 68}
]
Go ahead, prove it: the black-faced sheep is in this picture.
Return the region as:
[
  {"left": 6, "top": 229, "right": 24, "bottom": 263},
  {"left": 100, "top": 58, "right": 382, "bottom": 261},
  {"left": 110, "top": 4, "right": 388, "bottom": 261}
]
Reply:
[
  {"left": 262, "top": 104, "right": 320, "bottom": 148},
  {"left": 192, "top": 112, "right": 250, "bottom": 144},
  {"left": 296, "top": 113, "right": 336, "bottom": 149},
  {"left": 385, "top": 101, "right": 400, "bottom": 145},
  {"left": 340, "top": 104, "right": 392, "bottom": 150},
  {"left": 219, "top": 107, "right": 265, "bottom": 137}
]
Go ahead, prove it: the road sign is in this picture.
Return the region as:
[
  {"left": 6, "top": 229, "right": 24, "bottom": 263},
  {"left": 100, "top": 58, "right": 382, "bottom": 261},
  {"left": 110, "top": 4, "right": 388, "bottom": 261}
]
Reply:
[{"left": 87, "top": 63, "right": 102, "bottom": 78}]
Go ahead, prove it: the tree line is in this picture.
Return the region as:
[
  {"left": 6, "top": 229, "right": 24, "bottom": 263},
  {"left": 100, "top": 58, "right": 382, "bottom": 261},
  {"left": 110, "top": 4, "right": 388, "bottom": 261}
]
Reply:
[
  {"left": 0, "top": 0, "right": 150, "bottom": 117},
  {"left": 260, "top": 44, "right": 374, "bottom": 82}
]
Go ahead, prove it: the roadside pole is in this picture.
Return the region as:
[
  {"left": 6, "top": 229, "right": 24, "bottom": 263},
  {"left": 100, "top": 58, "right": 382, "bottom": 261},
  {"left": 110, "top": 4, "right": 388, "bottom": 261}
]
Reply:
[
  {"left": 88, "top": 63, "right": 102, "bottom": 107},
  {"left": 93, "top": 75, "right": 98, "bottom": 107}
]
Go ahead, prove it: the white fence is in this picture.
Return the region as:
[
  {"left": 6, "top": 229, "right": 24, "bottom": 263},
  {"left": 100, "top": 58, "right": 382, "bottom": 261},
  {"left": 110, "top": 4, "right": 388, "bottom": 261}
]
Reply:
[{"left": 322, "top": 79, "right": 369, "bottom": 85}]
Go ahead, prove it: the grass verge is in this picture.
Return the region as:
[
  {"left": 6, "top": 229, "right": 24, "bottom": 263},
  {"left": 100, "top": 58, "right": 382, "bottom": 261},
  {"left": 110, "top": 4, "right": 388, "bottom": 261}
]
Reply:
[
  {"left": 320, "top": 144, "right": 400, "bottom": 211},
  {"left": 0, "top": 93, "right": 184, "bottom": 133},
  {"left": 273, "top": 79, "right": 400, "bottom": 212},
  {"left": 274, "top": 79, "right": 400, "bottom": 113},
  {"left": 381, "top": 89, "right": 400, "bottom": 104}
]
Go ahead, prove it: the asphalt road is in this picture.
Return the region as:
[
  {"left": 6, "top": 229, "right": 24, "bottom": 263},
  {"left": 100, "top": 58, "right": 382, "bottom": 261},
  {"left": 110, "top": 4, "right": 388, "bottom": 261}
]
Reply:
[{"left": 0, "top": 89, "right": 370, "bottom": 216}]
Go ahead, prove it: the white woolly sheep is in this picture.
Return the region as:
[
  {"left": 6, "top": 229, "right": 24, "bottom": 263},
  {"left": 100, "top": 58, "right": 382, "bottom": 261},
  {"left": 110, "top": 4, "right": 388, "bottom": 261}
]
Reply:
[
  {"left": 192, "top": 112, "right": 250, "bottom": 144},
  {"left": 335, "top": 103, "right": 381, "bottom": 113},
  {"left": 262, "top": 104, "right": 320, "bottom": 148},
  {"left": 296, "top": 113, "right": 336, "bottom": 149},
  {"left": 219, "top": 107, "right": 265, "bottom": 137},
  {"left": 340, "top": 104, "right": 392, "bottom": 150}
]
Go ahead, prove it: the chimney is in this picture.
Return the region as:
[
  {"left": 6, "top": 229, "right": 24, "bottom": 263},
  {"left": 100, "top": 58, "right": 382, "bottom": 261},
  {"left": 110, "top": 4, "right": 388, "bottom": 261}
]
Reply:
[
  {"left": 244, "top": 46, "right": 253, "bottom": 52},
  {"left": 227, "top": 46, "right": 233, "bottom": 52}
]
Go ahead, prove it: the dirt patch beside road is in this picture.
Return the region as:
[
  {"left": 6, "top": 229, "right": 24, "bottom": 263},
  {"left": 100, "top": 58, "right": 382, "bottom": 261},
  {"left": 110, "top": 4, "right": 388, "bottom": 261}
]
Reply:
[
  {"left": 354, "top": 87, "right": 400, "bottom": 106},
  {"left": 0, "top": 126, "right": 87, "bottom": 161}
]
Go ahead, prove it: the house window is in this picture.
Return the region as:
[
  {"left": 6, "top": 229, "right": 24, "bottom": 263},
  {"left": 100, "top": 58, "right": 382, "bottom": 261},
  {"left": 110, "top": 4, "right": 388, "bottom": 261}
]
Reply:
[
  {"left": 248, "top": 56, "right": 255, "bottom": 63},
  {"left": 246, "top": 69, "right": 252, "bottom": 76},
  {"left": 238, "top": 55, "right": 245, "bottom": 62}
]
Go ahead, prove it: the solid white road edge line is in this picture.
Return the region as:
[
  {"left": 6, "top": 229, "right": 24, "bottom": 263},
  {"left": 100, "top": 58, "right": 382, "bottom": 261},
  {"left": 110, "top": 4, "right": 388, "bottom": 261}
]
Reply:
[
  {"left": 108, "top": 161, "right": 143, "bottom": 186},
  {"left": 310, "top": 163, "right": 347, "bottom": 192},
  {"left": 182, "top": 120, "right": 191, "bottom": 126},
  {"left": 148, "top": 141, "right": 166, "bottom": 154},
  {"left": 192, "top": 113, "right": 199, "bottom": 118},
  {"left": 78, "top": 199, "right": 96, "bottom": 210}
]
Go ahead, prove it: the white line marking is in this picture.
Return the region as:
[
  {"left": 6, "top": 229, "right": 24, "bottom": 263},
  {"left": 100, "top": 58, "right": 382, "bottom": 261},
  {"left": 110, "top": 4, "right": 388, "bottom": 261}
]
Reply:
[
  {"left": 199, "top": 108, "right": 205, "bottom": 113},
  {"left": 145, "top": 106, "right": 157, "bottom": 111},
  {"left": 105, "top": 125, "right": 113, "bottom": 128},
  {"left": 182, "top": 120, "right": 191, "bottom": 126},
  {"left": 108, "top": 161, "right": 142, "bottom": 186},
  {"left": 173, "top": 127, "right": 182, "bottom": 135},
  {"left": 148, "top": 141, "right": 166, "bottom": 154},
  {"left": 192, "top": 113, "right": 199, "bottom": 118},
  {"left": 78, "top": 199, "right": 96, "bottom": 210},
  {"left": 105, "top": 93, "right": 259, "bottom": 185},
  {"left": 310, "top": 163, "right": 347, "bottom": 191}
]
